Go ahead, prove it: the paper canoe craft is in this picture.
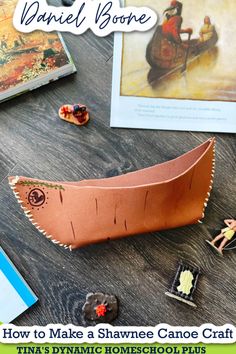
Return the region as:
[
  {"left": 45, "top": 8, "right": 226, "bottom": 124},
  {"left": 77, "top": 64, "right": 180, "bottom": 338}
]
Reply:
[{"left": 9, "top": 138, "right": 215, "bottom": 250}]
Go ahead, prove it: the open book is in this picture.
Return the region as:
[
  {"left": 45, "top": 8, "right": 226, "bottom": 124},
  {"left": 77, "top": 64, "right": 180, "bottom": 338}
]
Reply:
[
  {"left": 0, "top": 0, "right": 76, "bottom": 102},
  {"left": 0, "top": 246, "right": 38, "bottom": 323}
]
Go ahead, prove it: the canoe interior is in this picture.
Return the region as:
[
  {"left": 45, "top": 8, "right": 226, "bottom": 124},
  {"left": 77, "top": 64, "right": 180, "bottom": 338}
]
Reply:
[{"left": 13, "top": 139, "right": 214, "bottom": 188}]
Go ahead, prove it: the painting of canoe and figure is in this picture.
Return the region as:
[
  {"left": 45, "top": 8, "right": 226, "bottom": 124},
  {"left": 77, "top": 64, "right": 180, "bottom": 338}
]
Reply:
[{"left": 110, "top": 0, "right": 236, "bottom": 133}]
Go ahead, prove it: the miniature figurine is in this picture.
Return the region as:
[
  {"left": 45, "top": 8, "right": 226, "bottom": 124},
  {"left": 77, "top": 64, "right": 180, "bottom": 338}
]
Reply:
[
  {"left": 165, "top": 263, "right": 200, "bottom": 307},
  {"left": 58, "top": 103, "right": 89, "bottom": 126},
  {"left": 206, "top": 219, "right": 236, "bottom": 256},
  {"left": 82, "top": 292, "right": 118, "bottom": 323}
]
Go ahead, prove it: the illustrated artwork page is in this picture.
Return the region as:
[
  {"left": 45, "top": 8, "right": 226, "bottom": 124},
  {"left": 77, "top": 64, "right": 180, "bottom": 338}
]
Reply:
[
  {"left": 0, "top": 0, "right": 71, "bottom": 96},
  {"left": 111, "top": 0, "right": 236, "bottom": 133}
]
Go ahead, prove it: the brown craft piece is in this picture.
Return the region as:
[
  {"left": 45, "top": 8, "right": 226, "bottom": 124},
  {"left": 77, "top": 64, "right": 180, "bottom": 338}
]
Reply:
[
  {"left": 9, "top": 138, "right": 215, "bottom": 250},
  {"left": 58, "top": 103, "right": 89, "bottom": 126}
]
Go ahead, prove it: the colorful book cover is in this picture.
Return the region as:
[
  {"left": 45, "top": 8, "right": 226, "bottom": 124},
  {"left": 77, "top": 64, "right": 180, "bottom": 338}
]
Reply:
[
  {"left": 0, "top": 0, "right": 76, "bottom": 102},
  {"left": 111, "top": 0, "right": 236, "bottom": 133},
  {"left": 0, "top": 246, "right": 38, "bottom": 323}
]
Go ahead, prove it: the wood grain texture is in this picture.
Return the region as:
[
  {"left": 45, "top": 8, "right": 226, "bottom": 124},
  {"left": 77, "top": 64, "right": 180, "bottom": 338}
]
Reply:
[{"left": 0, "top": 0, "right": 235, "bottom": 326}]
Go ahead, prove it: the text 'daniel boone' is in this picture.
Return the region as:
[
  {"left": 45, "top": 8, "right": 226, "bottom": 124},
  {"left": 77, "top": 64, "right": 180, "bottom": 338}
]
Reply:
[{"left": 13, "top": 0, "right": 158, "bottom": 36}]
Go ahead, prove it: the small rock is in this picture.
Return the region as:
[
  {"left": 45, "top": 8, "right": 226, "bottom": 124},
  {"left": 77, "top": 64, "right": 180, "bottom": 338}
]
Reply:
[
  {"left": 82, "top": 292, "right": 118, "bottom": 323},
  {"left": 61, "top": 0, "right": 75, "bottom": 6}
]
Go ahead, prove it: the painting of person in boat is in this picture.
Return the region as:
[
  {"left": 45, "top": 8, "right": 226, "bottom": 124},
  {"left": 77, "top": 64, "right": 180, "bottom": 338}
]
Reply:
[
  {"left": 120, "top": 0, "right": 236, "bottom": 102},
  {"left": 146, "top": 1, "right": 218, "bottom": 86}
]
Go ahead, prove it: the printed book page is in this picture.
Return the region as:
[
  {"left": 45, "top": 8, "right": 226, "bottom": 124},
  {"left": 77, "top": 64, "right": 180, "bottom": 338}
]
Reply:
[{"left": 111, "top": 0, "right": 236, "bottom": 133}]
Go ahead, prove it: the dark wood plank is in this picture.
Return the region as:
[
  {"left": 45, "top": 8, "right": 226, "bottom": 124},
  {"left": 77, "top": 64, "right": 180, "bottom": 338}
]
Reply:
[{"left": 0, "top": 22, "right": 235, "bottom": 328}]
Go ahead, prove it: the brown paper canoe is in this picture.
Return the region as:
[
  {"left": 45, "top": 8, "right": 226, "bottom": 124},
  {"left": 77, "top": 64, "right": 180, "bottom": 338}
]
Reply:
[{"left": 9, "top": 138, "right": 215, "bottom": 250}]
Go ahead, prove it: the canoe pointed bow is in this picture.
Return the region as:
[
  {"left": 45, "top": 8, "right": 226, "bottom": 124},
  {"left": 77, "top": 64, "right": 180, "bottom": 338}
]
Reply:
[{"left": 8, "top": 176, "right": 73, "bottom": 251}]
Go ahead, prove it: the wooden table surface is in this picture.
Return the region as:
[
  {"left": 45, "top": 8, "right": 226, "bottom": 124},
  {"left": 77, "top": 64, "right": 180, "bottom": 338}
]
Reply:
[{"left": 0, "top": 5, "right": 235, "bottom": 326}]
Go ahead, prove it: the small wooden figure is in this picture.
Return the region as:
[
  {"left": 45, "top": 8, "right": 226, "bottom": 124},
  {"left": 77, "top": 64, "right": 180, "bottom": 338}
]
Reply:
[
  {"left": 206, "top": 219, "right": 236, "bottom": 256},
  {"left": 59, "top": 103, "right": 90, "bottom": 126},
  {"left": 165, "top": 263, "right": 200, "bottom": 308}
]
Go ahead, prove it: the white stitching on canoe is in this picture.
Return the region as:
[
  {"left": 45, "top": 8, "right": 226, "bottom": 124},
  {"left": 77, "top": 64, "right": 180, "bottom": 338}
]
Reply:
[{"left": 9, "top": 178, "right": 70, "bottom": 251}]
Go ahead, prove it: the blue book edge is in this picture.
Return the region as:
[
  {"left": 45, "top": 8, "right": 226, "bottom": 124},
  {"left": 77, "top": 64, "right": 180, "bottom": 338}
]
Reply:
[{"left": 0, "top": 246, "right": 38, "bottom": 322}]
